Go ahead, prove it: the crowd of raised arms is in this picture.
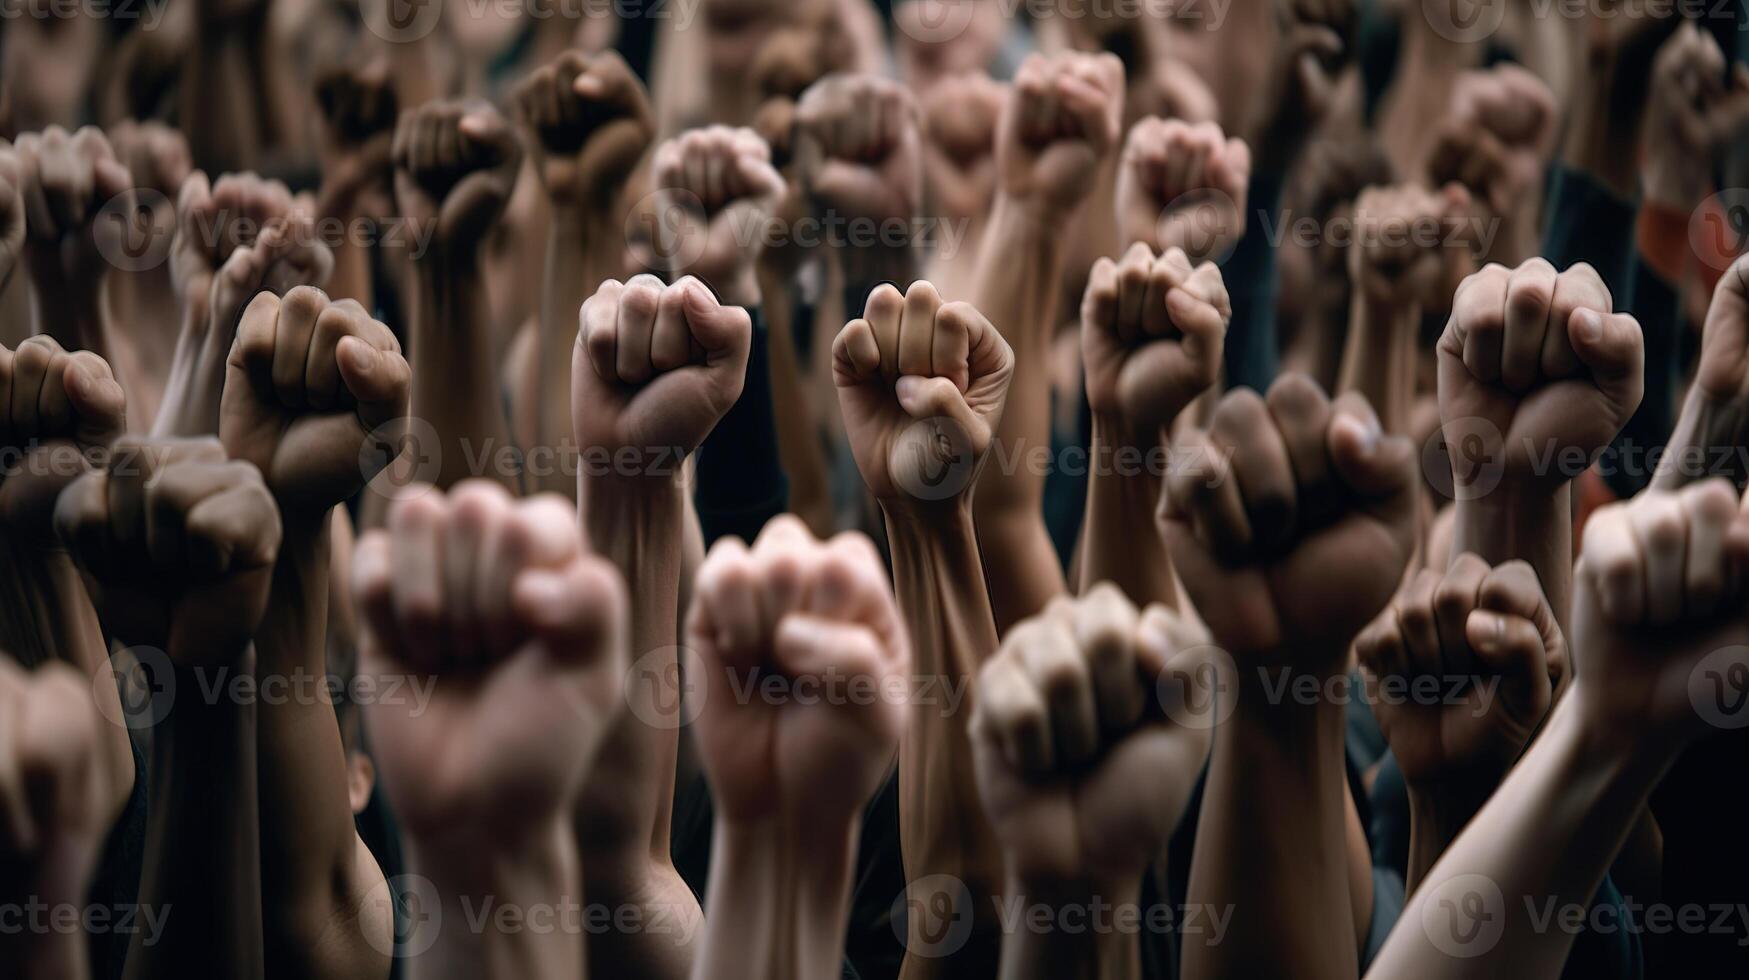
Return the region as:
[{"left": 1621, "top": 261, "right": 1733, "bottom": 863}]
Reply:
[{"left": 9, "top": 0, "right": 1749, "bottom": 977}]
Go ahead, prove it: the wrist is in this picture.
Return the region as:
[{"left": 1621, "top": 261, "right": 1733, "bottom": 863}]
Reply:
[
  {"left": 412, "top": 242, "right": 487, "bottom": 284},
  {"left": 878, "top": 492, "right": 976, "bottom": 537}
]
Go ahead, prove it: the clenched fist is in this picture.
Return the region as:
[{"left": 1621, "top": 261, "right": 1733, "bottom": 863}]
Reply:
[
  {"left": 0, "top": 659, "right": 133, "bottom": 918},
  {"left": 218, "top": 287, "right": 411, "bottom": 520},
  {"left": 688, "top": 517, "right": 908, "bottom": 826},
  {"left": 171, "top": 171, "right": 334, "bottom": 332},
  {"left": 54, "top": 437, "right": 282, "bottom": 665},
  {"left": 1115, "top": 118, "right": 1251, "bottom": 264},
  {"left": 0, "top": 337, "right": 126, "bottom": 549},
  {"left": 1572, "top": 480, "right": 1749, "bottom": 745},
  {"left": 573, "top": 275, "right": 752, "bottom": 472},
  {"left": 1643, "top": 21, "right": 1749, "bottom": 211},
  {"left": 1437, "top": 260, "right": 1644, "bottom": 493},
  {"left": 1081, "top": 243, "right": 1229, "bottom": 439},
  {"left": 1427, "top": 65, "right": 1555, "bottom": 221},
  {"left": 997, "top": 52, "right": 1124, "bottom": 216},
  {"left": 1349, "top": 182, "right": 1472, "bottom": 309},
  {"left": 651, "top": 126, "right": 785, "bottom": 303},
  {"left": 12, "top": 126, "right": 133, "bottom": 290},
  {"left": 1162, "top": 376, "right": 1418, "bottom": 666},
  {"left": 314, "top": 56, "right": 398, "bottom": 219},
  {"left": 1356, "top": 555, "right": 1561, "bottom": 791},
  {"left": 393, "top": 102, "right": 522, "bottom": 257},
  {"left": 919, "top": 72, "right": 1005, "bottom": 221},
  {"left": 794, "top": 73, "right": 923, "bottom": 223},
  {"left": 972, "top": 585, "right": 1215, "bottom": 890},
  {"left": 512, "top": 50, "right": 655, "bottom": 208},
  {"left": 356, "top": 482, "right": 628, "bottom": 842},
  {"left": 832, "top": 280, "right": 1013, "bottom": 505}
]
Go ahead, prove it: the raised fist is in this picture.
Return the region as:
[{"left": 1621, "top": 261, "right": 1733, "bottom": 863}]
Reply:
[
  {"left": 0, "top": 337, "right": 126, "bottom": 549},
  {"left": 650, "top": 126, "right": 785, "bottom": 302},
  {"left": 1348, "top": 182, "right": 1472, "bottom": 309},
  {"left": 688, "top": 516, "right": 908, "bottom": 826},
  {"left": 1356, "top": 555, "right": 1561, "bottom": 791},
  {"left": 511, "top": 50, "right": 655, "bottom": 207},
  {"left": 218, "top": 287, "right": 410, "bottom": 519},
  {"left": 832, "top": 280, "right": 1013, "bottom": 505},
  {"left": 1427, "top": 65, "right": 1556, "bottom": 220},
  {"left": 12, "top": 126, "right": 133, "bottom": 288},
  {"left": 1437, "top": 260, "right": 1644, "bottom": 494},
  {"left": 314, "top": 56, "right": 398, "bottom": 218},
  {"left": 392, "top": 102, "right": 522, "bottom": 255},
  {"left": 1081, "top": 243, "right": 1229, "bottom": 438},
  {"left": 54, "top": 437, "right": 281, "bottom": 665},
  {"left": 1644, "top": 21, "right": 1749, "bottom": 210},
  {"left": 997, "top": 52, "right": 1125, "bottom": 216},
  {"left": 0, "top": 659, "right": 133, "bottom": 913},
  {"left": 972, "top": 585, "right": 1215, "bottom": 889},
  {"left": 171, "top": 171, "right": 333, "bottom": 331},
  {"left": 1695, "top": 255, "right": 1749, "bottom": 409},
  {"left": 356, "top": 482, "right": 628, "bottom": 842},
  {"left": 794, "top": 74, "right": 923, "bottom": 223},
  {"left": 919, "top": 72, "right": 1005, "bottom": 221},
  {"left": 573, "top": 275, "right": 751, "bottom": 471},
  {"left": 1571, "top": 480, "right": 1749, "bottom": 745},
  {"left": 1162, "top": 376, "right": 1418, "bottom": 666},
  {"left": 1115, "top": 118, "right": 1251, "bottom": 264},
  {"left": 895, "top": 0, "right": 1004, "bottom": 91}
]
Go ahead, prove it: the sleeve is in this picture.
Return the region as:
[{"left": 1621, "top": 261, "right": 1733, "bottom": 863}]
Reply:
[
  {"left": 693, "top": 305, "right": 790, "bottom": 546},
  {"left": 1219, "top": 169, "right": 1286, "bottom": 393}
]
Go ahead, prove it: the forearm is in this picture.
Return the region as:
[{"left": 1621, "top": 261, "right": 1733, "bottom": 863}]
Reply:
[
  {"left": 125, "top": 665, "right": 264, "bottom": 980},
  {"left": 1452, "top": 487, "right": 1571, "bottom": 634},
  {"left": 402, "top": 826, "right": 584, "bottom": 980},
  {"left": 971, "top": 197, "right": 1071, "bottom": 631},
  {"left": 997, "top": 877, "right": 1142, "bottom": 980},
  {"left": 533, "top": 209, "right": 618, "bottom": 497},
  {"left": 574, "top": 476, "right": 698, "bottom": 979},
  {"left": 1653, "top": 389, "right": 1748, "bottom": 492},
  {"left": 755, "top": 264, "right": 831, "bottom": 535},
  {"left": 690, "top": 819, "right": 858, "bottom": 980},
  {"left": 1182, "top": 693, "right": 1355, "bottom": 980},
  {"left": 1366, "top": 696, "right": 1667, "bottom": 979},
  {"left": 1405, "top": 784, "right": 1496, "bottom": 893},
  {"left": 412, "top": 258, "right": 517, "bottom": 491},
  {"left": 152, "top": 304, "right": 229, "bottom": 438},
  {"left": 252, "top": 520, "right": 386, "bottom": 977},
  {"left": 883, "top": 501, "right": 1005, "bottom": 979},
  {"left": 1077, "top": 416, "right": 1174, "bottom": 608},
  {"left": 1339, "top": 297, "right": 1418, "bottom": 436}
]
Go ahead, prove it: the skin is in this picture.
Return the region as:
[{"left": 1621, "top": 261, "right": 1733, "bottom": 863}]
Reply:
[
  {"left": 512, "top": 50, "right": 654, "bottom": 498},
  {"left": 1425, "top": 66, "right": 1557, "bottom": 268},
  {"left": 1077, "top": 244, "right": 1229, "bottom": 609},
  {"left": 1367, "top": 481, "right": 1749, "bottom": 979},
  {"left": 393, "top": 100, "right": 523, "bottom": 492},
  {"left": 831, "top": 280, "right": 1013, "bottom": 979},
  {"left": 1655, "top": 254, "right": 1749, "bottom": 491},
  {"left": 1163, "top": 377, "right": 1418, "bottom": 980},
  {"left": 973, "top": 586, "right": 1215, "bottom": 980},
  {"left": 685, "top": 517, "right": 910, "bottom": 980},
  {"left": 571, "top": 275, "right": 750, "bottom": 980},
  {"left": 972, "top": 51, "right": 1124, "bottom": 635},
  {"left": 313, "top": 56, "right": 398, "bottom": 312},
  {"left": 0, "top": 657, "right": 130, "bottom": 980},
  {"left": 1641, "top": 22, "right": 1749, "bottom": 212},
  {"left": 219, "top": 287, "right": 411, "bottom": 980},
  {"left": 1438, "top": 259, "right": 1645, "bottom": 637},
  {"left": 1113, "top": 118, "right": 1251, "bottom": 266},
  {"left": 1354, "top": 555, "right": 1562, "bottom": 890},
  {"left": 54, "top": 438, "right": 281, "bottom": 980},
  {"left": 355, "top": 483, "right": 629, "bottom": 980}
]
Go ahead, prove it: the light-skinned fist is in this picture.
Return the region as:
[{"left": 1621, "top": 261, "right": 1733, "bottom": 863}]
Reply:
[
  {"left": 393, "top": 102, "right": 522, "bottom": 258},
  {"left": 1115, "top": 117, "right": 1251, "bottom": 264},
  {"left": 651, "top": 125, "right": 785, "bottom": 304},
  {"left": 997, "top": 52, "right": 1125, "bottom": 217},
  {"left": 687, "top": 516, "right": 909, "bottom": 829},
  {"left": 794, "top": 73, "right": 923, "bottom": 224},
  {"left": 356, "top": 482, "right": 628, "bottom": 844},
  {"left": 0, "top": 337, "right": 126, "bottom": 550}
]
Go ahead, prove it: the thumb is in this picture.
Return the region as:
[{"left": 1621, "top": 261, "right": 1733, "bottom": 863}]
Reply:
[
  {"left": 1568, "top": 308, "right": 1645, "bottom": 406},
  {"left": 1327, "top": 394, "right": 1414, "bottom": 502},
  {"left": 895, "top": 375, "right": 986, "bottom": 447},
  {"left": 62, "top": 352, "right": 126, "bottom": 442},
  {"left": 1465, "top": 609, "right": 1551, "bottom": 714},
  {"left": 681, "top": 278, "right": 752, "bottom": 363},
  {"left": 336, "top": 336, "right": 411, "bottom": 433}
]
